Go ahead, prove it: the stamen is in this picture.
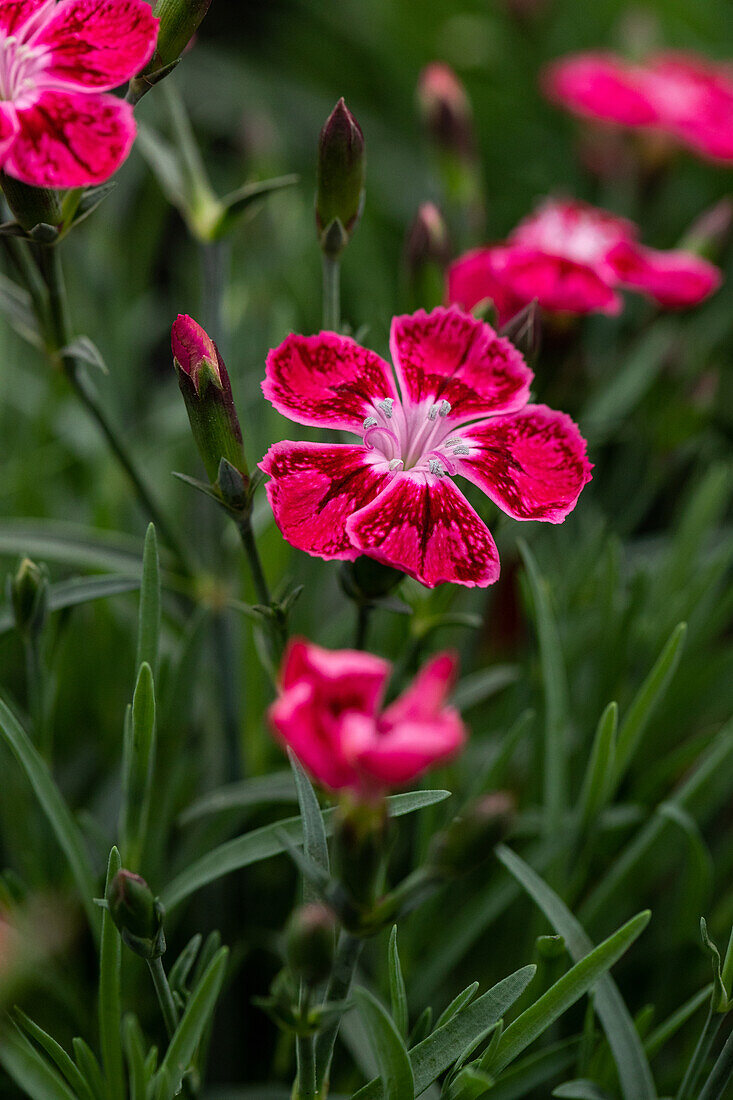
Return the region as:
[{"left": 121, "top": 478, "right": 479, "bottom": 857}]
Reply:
[
  {"left": 427, "top": 404, "right": 439, "bottom": 421},
  {"left": 388, "top": 458, "right": 404, "bottom": 471},
  {"left": 376, "top": 398, "right": 394, "bottom": 418},
  {"left": 438, "top": 400, "right": 451, "bottom": 417},
  {"left": 452, "top": 445, "right": 470, "bottom": 456},
  {"left": 428, "top": 458, "right": 445, "bottom": 476},
  {"left": 363, "top": 416, "right": 378, "bottom": 429},
  {"left": 444, "top": 437, "right": 462, "bottom": 447}
]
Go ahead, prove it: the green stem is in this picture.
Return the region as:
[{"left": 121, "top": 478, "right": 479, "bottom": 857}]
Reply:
[
  {"left": 315, "top": 932, "right": 363, "bottom": 1091},
  {"left": 322, "top": 254, "right": 340, "bottom": 331},
  {"left": 211, "top": 610, "right": 241, "bottom": 780},
  {"left": 24, "top": 635, "right": 50, "bottom": 760},
  {"left": 295, "top": 1007, "right": 318, "bottom": 1100},
  {"left": 236, "top": 515, "right": 284, "bottom": 671},
  {"left": 354, "top": 603, "right": 371, "bottom": 651},
  {"left": 33, "top": 245, "right": 191, "bottom": 576},
  {"left": 147, "top": 956, "right": 179, "bottom": 1040},
  {"left": 699, "top": 1019, "right": 733, "bottom": 1100},
  {"left": 676, "top": 1005, "right": 723, "bottom": 1100}
]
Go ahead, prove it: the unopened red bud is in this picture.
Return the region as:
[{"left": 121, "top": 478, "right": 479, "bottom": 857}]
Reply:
[
  {"left": 152, "top": 0, "right": 212, "bottom": 67},
  {"left": 428, "top": 791, "right": 516, "bottom": 879},
  {"left": 316, "top": 98, "right": 366, "bottom": 257},
  {"left": 285, "top": 903, "right": 336, "bottom": 986},
  {"left": 171, "top": 314, "right": 247, "bottom": 486},
  {"left": 417, "top": 63, "right": 476, "bottom": 160},
  {"left": 332, "top": 796, "right": 389, "bottom": 912},
  {"left": 405, "top": 203, "right": 452, "bottom": 275},
  {"left": 107, "top": 869, "right": 166, "bottom": 958}
]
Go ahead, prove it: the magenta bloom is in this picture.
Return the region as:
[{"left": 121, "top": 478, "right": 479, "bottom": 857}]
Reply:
[
  {"left": 260, "top": 307, "right": 592, "bottom": 589},
  {"left": 269, "top": 639, "right": 465, "bottom": 794},
  {"left": 448, "top": 198, "right": 721, "bottom": 326},
  {"left": 543, "top": 51, "right": 733, "bottom": 163},
  {"left": 0, "top": 0, "right": 158, "bottom": 188}
]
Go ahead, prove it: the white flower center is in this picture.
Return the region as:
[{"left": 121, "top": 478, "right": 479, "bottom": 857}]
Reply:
[
  {"left": 0, "top": 34, "right": 47, "bottom": 106},
  {"left": 361, "top": 396, "right": 469, "bottom": 476}
]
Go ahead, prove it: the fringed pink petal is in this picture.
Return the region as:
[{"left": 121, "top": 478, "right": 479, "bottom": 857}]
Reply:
[
  {"left": 7, "top": 89, "right": 136, "bottom": 187},
  {"left": 446, "top": 248, "right": 527, "bottom": 325},
  {"left": 263, "top": 331, "right": 398, "bottom": 433},
  {"left": 542, "top": 52, "right": 661, "bottom": 126},
  {"left": 607, "top": 240, "right": 722, "bottom": 308},
  {"left": 390, "top": 306, "right": 532, "bottom": 423},
  {"left": 457, "top": 404, "right": 593, "bottom": 523},
  {"left": 346, "top": 472, "right": 500, "bottom": 588},
  {"left": 0, "top": 103, "right": 20, "bottom": 164},
  {"left": 496, "top": 247, "right": 622, "bottom": 316}
]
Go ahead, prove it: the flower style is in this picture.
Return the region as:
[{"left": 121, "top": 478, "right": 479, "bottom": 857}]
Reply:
[
  {"left": 0, "top": 0, "right": 158, "bottom": 188},
  {"left": 447, "top": 198, "right": 721, "bottom": 325},
  {"left": 260, "top": 307, "right": 592, "bottom": 588},
  {"left": 543, "top": 51, "right": 733, "bottom": 163},
  {"left": 269, "top": 639, "right": 466, "bottom": 793}
]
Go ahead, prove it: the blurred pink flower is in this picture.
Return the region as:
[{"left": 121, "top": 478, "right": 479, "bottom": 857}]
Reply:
[
  {"left": 269, "top": 639, "right": 465, "bottom": 793},
  {"left": 543, "top": 51, "right": 733, "bottom": 163},
  {"left": 448, "top": 198, "right": 721, "bottom": 325},
  {"left": 0, "top": 0, "right": 158, "bottom": 187},
  {"left": 260, "top": 307, "right": 592, "bottom": 589}
]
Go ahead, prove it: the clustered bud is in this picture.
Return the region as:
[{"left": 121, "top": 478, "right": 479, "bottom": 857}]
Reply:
[
  {"left": 9, "top": 558, "right": 48, "bottom": 639},
  {"left": 316, "top": 98, "right": 366, "bottom": 257},
  {"left": 107, "top": 869, "right": 166, "bottom": 959},
  {"left": 171, "top": 314, "right": 248, "bottom": 488},
  {"left": 285, "top": 903, "right": 336, "bottom": 986}
]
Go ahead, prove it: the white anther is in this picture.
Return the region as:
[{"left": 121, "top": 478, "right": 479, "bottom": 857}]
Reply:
[
  {"left": 444, "top": 437, "right": 462, "bottom": 447},
  {"left": 428, "top": 459, "right": 445, "bottom": 476},
  {"left": 377, "top": 398, "right": 394, "bottom": 418},
  {"left": 452, "top": 445, "right": 470, "bottom": 456},
  {"left": 363, "top": 416, "right": 378, "bottom": 429},
  {"left": 428, "top": 404, "right": 439, "bottom": 420},
  {"left": 438, "top": 400, "right": 451, "bottom": 417},
  {"left": 388, "top": 458, "right": 404, "bottom": 471}
]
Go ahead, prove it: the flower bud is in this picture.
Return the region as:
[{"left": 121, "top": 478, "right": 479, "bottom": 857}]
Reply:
[
  {"left": 427, "top": 792, "right": 515, "bottom": 879},
  {"left": 107, "top": 869, "right": 166, "bottom": 958},
  {"left": 405, "top": 202, "right": 452, "bottom": 310},
  {"left": 316, "top": 98, "right": 365, "bottom": 257},
  {"left": 0, "top": 174, "right": 62, "bottom": 232},
  {"left": 8, "top": 558, "right": 48, "bottom": 639},
  {"left": 417, "top": 63, "right": 476, "bottom": 160},
  {"left": 680, "top": 198, "right": 733, "bottom": 261},
  {"left": 331, "top": 795, "right": 389, "bottom": 915},
  {"left": 171, "top": 314, "right": 248, "bottom": 487},
  {"left": 151, "top": 0, "right": 211, "bottom": 68},
  {"left": 339, "top": 556, "right": 403, "bottom": 603},
  {"left": 285, "top": 903, "right": 336, "bottom": 986}
]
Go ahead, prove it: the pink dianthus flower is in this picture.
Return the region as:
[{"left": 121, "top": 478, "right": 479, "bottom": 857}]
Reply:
[{"left": 260, "top": 306, "right": 592, "bottom": 589}]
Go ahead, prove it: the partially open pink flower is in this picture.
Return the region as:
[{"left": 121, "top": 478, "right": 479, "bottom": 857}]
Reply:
[
  {"left": 269, "top": 639, "right": 465, "bottom": 793},
  {"left": 260, "top": 307, "right": 592, "bottom": 588},
  {"left": 0, "top": 0, "right": 158, "bottom": 188},
  {"left": 448, "top": 198, "right": 721, "bottom": 325},
  {"left": 543, "top": 51, "right": 733, "bottom": 163}
]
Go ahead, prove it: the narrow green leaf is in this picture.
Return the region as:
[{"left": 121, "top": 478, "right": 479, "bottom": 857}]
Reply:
[
  {"left": 491, "top": 911, "right": 651, "bottom": 1074},
  {"left": 553, "top": 1081, "right": 613, "bottom": 1099},
  {"left": 388, "top": 926, "right": 409, "bottom": 1039},
  {"left": 354, "top": 987, "right": 414, "bottom": 1100},
  {"left": 497, "top": 845, "right": 657, "bottom": 1100},
  {"left": 518, "top": 541, "right": 568, "bottom": 835},
  {"left": 614, "top": 623, "right": 687, "bottom": 781},
  {"left": 352, "top": 965, "right": 537, "bottom": 1100},
  {"left": 13, "top": 1010, "right": 92, "bottom": 1100},
  {"left": 72, "top": 1038, "right": 106, "bottom": 1100},
  {"left": 436, "top": 984, "right": 480, "bottom": 1030},
  {"left": 0, "top": 574, "right": 140, "bottom": 636},
  {"left": 161, "top": 789, "right": 451, "bottom": 910},
  {"left": 288, "top": 750, "right": 329, "bottom": 905},
  {"left": 0, "top": 1026, "right": 78, "bottom": 1100},
  {"left": 697, "top": 1023, "right": 733, "bottom": 1100},
  {"left": 644, "top": 985, "right": 711, "bottom": 1059},
  {"left": 120, "top": 663, "right": 156, "bottom": 871},
  {"left": 177, "top": 771, "right": 297, "bottom": 825},
  {"left": 136, "top": 524, "right": 160, "bottom": 676},
  {"left": 451, "top": 666, "right": 520, "bottom": 711},
  {"left": 61, "top": 336, "right": 108, "bottom": 374},
  {"left": 99, "top": 846, "right": 123, "bottom": 1100},
  {"left": 0, "top": 519, "right": 148, "bottom": 574},
  {"left": 122, "top": 1015, "right": 148, "bottom": 1100},
  {"left": 156, "top": 946, "right": 228, "bottom": 1098},
  {"left": 480, "top": 1038, "right": 577, "bottom": 1100},
  {"left": 0, "top": 695, "right": 98, "bottom": 932},
  {"left": 700, "top": 919, "right": 727, "bottom": 1012},
  {"left": 578, "top": 702, "right": 617, "bottom": 832}
]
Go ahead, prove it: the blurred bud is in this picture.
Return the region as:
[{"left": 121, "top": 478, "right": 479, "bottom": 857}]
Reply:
[
  {"left": 536, "top": 933, "right": 566, "bottom": 959},
  {"left": 499, "top": 299, "right": 541, "bottom": 362},
  {"left": 151, "top": 0, "right": 212, "bottom": 67},
  {"left": 316, "top": 98, "right": 365, "bottom": 257},
  {"left": 332, "top": 796, "right": 389, "bottom": 914},
  {"left": 285, "top": 903, "right": 336, "bottom": 986},
  {"left": 107, "top": 870, "right": 166, "bottom": 959},
  {"left": 417, "top": 63, "right": 476, "bottom": 161},
  {"left": 405, "top": 202, "right": 452, "bottom": 275},
  {"left": 171, "top": 314, "right": 248, "bottom": 486},
  {"left": 339, "top": 556, "right": 403, "bottom": 603},
  {"left": 428, "top": 792, "right": 515, "bottom": 879},
  {"left": 8, "top": 559, "right": 48, "bottom": 639},
  {"left": 680, "top": 198, "right": 733, "bottom": 261}
]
